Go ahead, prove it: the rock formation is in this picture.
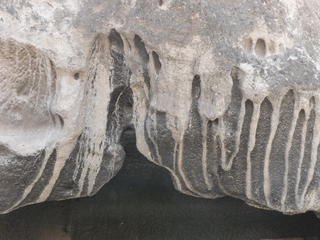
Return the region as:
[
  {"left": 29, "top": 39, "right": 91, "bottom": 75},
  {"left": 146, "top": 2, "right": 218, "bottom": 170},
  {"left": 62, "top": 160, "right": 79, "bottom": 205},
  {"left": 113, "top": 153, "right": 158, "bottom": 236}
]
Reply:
[{"left": 1, "top": 0, "right": 320, "bottom": 215}]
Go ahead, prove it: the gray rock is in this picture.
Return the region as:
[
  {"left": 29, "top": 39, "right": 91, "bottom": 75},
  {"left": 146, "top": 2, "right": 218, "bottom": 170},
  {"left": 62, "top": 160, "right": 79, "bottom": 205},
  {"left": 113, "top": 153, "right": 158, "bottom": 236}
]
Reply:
[{"left": 0, "top": 0, "right": 320, "bottom": 215}]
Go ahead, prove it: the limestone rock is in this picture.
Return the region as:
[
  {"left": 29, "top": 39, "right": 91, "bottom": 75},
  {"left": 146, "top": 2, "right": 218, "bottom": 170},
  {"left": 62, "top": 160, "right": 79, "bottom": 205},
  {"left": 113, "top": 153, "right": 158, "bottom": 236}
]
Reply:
[{"left": 0, "top": 0, "right": 320, "bottom": 215}]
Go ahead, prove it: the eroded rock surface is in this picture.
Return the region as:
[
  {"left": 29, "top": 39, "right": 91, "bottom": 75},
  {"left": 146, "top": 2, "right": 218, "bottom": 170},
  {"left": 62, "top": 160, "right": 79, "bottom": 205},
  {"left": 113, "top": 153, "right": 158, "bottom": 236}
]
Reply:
[{"left": 1, "top": 0, "right": 320, "bottom": 214}]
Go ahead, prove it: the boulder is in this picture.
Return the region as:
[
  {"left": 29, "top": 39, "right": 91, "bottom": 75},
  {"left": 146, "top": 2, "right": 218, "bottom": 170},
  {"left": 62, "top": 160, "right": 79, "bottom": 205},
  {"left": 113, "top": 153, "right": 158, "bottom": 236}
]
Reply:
[{"left": 0, "top": 0, "right": 320, "bottom": 214}]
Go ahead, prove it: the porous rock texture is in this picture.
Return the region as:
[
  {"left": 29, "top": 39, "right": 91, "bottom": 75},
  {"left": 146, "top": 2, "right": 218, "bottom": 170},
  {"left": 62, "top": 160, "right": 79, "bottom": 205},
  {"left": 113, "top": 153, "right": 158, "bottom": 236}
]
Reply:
[{"left": 0, "top": 0, "right": 320, "bottom": 215}]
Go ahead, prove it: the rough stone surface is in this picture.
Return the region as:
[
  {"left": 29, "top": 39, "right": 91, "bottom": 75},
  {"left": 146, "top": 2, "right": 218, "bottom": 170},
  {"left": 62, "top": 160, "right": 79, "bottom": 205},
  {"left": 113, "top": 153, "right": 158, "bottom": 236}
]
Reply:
[{"left": 1, "top": 0, "right": 320, "bottom": 214}]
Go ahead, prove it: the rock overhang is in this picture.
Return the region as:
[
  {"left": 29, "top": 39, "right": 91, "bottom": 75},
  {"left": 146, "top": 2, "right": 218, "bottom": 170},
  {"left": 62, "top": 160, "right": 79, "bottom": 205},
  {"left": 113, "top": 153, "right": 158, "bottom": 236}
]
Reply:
[{"left": 0, "top": 0, "right": 320, "bottom": 214}]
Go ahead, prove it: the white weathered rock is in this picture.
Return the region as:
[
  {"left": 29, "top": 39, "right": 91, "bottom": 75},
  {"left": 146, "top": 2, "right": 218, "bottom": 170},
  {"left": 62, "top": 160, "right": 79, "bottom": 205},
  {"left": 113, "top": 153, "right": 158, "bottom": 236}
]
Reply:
[{"left": 0, "top": 0, "right": 320, "bottom": 215}]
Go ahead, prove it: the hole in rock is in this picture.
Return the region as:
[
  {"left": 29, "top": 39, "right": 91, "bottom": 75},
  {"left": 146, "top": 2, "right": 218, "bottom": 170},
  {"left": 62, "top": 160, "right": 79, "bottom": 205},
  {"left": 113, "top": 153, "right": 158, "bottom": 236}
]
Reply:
[
  {"left": 254, "top": 38, "right": 267, "bottom": 58},
  {"left": 73, "top": 72, "right": 80, "bottom": 80}
]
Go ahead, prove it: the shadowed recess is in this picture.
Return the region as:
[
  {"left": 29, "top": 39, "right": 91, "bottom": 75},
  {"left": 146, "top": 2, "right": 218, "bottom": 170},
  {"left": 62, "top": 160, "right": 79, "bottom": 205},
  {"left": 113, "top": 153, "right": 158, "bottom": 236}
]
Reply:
[
  {"left": 254, "top": 38, "right": 266, "bottom": 57},
  {"left": 152, "top": 51, "right": 161, "bottom": 75}
]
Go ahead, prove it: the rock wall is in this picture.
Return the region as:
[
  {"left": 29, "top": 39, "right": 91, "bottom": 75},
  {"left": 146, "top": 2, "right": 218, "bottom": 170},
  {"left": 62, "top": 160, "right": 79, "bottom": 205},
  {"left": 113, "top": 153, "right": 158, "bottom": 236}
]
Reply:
[{"left": 1, "top": 0, "right": 320, "bottom": 215}]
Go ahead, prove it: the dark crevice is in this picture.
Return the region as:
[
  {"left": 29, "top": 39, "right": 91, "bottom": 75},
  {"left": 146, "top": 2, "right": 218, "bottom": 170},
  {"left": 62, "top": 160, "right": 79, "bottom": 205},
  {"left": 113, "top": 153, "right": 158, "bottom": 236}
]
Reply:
[
  {"left": 285, "top": 108, "right": 306, "bottom": 209},
  {"left": 50, "top": 59, "right": 57, "bottom": 79},
  {"left": 58, "top": 115, "right": 64, "bottom": 128},
  {"left": 134, "top": 34, "right": 151, "bottom": 93},
  {"left": 310, "top": 96, "right": 315, "bottom": 107},
  {"left": 152, "top": 51, "right": 161, "bottom": 75},
  {"left": 208, "top": 118, "right": 219, "bottom": 127},
  {"left": 108, "top": 29, "right": 124, "bottom": 54},
  {"left": 73, "top": 72, "right": 80, "bottom": 80},
  {"left": 269, "top": 89, "right": 295, "bottom": 207},
  {"left": 206, "top": 117, "right": 224, "bottom": 197},
  {"left": 250, "top": 97, "right": 273, "bottom": 203},
  {"left": 108, "top": 29, "right": 131, "bottom": 88},
  {"left": 191, "top": 75, "right": 201, "bottom": 100},
  {"left": 158, "top": 0, "right": 170, "bottom": 7},
  {"left": 134, "top": 35, "right": 149, "bottom": 66},
  {"left": 181, "top": 75, "right": 208, "bottom": 194},
  {"left": 298, "top": 107, "right": 315, "bottom": 198},
  {"left": 106, "top": 86, "right": 134, "bottom": 142},
  {"left": 95, "top": 86, "right": 134, "bottom": 195},
  {"left": 221, "top": 66, "right": 244, "bottom": 163},
  {"left": 217, "top": 99, "right": 254, "bottom": 197},
  {"left": 143, "top": 110, "right": 176, "bottom": 170},
  {"left": 120, "top": 127, "right": 135, "bottom": 148},
  {"left": 216, "top": 135, "right": 222, "bottom": 168}
]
